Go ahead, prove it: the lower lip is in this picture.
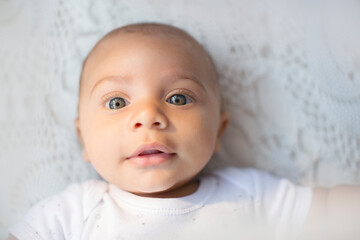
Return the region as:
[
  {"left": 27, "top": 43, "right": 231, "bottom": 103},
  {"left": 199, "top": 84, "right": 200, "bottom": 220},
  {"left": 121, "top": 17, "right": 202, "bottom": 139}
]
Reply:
[{"left": 127, "top": 153, "right": 176, "bottom": 167}]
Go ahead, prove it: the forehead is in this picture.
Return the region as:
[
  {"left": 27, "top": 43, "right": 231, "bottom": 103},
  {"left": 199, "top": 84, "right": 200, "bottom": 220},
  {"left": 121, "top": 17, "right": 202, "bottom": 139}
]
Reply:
[{"left": 80, "top": 32, "right": 218, "bottom": 99}]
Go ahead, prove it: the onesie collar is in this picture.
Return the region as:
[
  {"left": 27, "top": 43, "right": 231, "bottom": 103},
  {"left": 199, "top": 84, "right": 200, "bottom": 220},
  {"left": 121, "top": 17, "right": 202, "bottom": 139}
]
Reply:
[{"left": 108, "top": 175, "right": 216, "bottom": 216}]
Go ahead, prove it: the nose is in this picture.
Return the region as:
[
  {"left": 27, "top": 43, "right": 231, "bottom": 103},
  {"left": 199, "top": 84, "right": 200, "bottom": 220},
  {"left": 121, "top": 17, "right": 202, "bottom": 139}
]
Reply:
[{"left": 130, "top": 101, "right": 168, "bottom": 130}]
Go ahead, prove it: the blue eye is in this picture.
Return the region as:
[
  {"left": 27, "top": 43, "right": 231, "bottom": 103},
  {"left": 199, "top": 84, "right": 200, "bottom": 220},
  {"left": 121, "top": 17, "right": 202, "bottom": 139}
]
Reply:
[
  {"left": 108, "top": 97, "right": 126, "bottom": 109},
  {"left": 167, "top": 94, "right": 191, "bottom": 105}
]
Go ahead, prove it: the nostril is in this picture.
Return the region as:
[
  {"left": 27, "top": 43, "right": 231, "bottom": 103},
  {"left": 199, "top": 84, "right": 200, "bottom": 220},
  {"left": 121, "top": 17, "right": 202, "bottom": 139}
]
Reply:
[
  {"left": 153, "top": 122, "right": 160, "bottom": 126},
  {"left": 135, "top": 123, "right": 142, "bottom": 128}
]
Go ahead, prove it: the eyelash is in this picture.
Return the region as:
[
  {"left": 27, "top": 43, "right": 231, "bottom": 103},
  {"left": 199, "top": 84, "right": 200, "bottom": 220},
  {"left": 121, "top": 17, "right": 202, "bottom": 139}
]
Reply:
[
  {"left": 101, "top": 92, "right": 128, "bottom": 106},
  {"left": 101, "top": 89, "right": 197, "bottom": 108},
  {"left": 168, "top": 89, "right": 196, "bottom": 103}
]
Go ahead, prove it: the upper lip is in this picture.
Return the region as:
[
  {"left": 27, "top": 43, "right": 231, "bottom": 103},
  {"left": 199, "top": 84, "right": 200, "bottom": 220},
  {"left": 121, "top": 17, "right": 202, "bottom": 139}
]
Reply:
[{"left": 126, "top": 143, "right": 174, "bottom": 159}]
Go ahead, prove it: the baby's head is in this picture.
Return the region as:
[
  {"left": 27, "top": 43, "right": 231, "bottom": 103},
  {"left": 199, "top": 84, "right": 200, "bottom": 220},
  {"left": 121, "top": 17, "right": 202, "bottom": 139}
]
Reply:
[{"left": 75, "top": 23, "right": 229, "bottom": 197}]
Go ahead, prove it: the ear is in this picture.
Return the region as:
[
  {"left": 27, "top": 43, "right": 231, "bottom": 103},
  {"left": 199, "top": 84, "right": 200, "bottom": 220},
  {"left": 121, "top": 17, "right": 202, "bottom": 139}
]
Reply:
[
  {"left": 75, "top": 118, "right": 90, "bottom": 162},
  {"left": 214, "top": 111, "right": 230, "bottom": 153}
]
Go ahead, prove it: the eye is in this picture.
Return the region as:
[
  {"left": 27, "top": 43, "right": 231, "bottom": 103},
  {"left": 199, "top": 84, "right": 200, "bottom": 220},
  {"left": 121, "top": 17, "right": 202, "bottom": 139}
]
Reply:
[
  {"left": 167, "top": 94, "right": 192, "bottom": 105},
  {"left": 107, "top": 97, "right": 126, "bottom": 109}
]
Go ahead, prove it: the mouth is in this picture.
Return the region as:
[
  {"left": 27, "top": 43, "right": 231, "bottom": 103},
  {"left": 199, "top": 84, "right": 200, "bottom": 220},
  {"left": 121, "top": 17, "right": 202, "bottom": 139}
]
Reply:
[
  {"left": 126, "top": 143, "right": 176, "bottom": 167},
  {"left": 138, "top": 149, "right": 165, "bottom": 156}
]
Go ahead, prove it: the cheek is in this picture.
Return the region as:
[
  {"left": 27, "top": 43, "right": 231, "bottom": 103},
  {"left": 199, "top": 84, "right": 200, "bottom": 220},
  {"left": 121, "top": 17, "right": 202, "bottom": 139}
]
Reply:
[
  {"left": 174, "top": 107, "right": 219, "bottom": 157},
  {"left": 82, "top": 113, "right": 126, "bottom": 160}
]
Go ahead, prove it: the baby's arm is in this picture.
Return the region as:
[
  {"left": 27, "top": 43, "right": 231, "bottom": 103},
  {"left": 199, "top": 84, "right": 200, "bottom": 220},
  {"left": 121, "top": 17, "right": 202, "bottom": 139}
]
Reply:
[
  {"left": 300, "top": 186, "right": 360, "bottom": 239},
  {"left": 6, "top": 234, "right": 18, "bottom": 240}
]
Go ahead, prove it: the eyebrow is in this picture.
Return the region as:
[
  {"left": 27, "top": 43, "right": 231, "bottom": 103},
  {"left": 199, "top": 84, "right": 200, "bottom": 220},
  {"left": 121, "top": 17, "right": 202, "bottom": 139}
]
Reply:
[
  {"left": 90, "top": 71, "right": 206, "bottom": 95},
  {"left": 165, "top": 72, "right": 206, "bottom": 90},
  {"left": 90, "top": 75, "right": 132, "bottom": 95}
]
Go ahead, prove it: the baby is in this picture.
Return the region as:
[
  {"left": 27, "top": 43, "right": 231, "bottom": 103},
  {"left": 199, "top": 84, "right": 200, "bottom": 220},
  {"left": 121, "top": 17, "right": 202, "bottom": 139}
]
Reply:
[{"left": 7, "top": 23, "right": 360, "bottom": 240}]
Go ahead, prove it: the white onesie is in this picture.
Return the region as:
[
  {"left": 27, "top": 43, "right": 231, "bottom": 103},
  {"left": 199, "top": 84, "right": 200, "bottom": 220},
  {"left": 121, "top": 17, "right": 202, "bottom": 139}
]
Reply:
[{"left": 9, "top": 167, "right": 312, "bottom": 240}]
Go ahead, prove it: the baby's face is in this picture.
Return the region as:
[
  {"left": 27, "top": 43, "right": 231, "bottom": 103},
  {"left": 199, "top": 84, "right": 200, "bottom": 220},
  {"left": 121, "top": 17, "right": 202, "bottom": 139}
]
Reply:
[{"left": 76, "top": 33, "right": 227, "bottom": 196}]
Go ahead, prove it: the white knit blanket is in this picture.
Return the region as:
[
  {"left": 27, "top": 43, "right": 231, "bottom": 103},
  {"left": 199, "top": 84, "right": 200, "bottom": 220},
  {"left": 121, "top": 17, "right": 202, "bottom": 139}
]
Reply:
[{"left": 1, "top": 0, "right": 359, "bottom": 238}]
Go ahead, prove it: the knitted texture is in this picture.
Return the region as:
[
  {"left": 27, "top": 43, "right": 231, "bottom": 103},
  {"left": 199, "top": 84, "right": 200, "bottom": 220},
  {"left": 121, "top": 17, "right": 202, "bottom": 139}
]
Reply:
[{"left": 1, "top": 0, "right": 359, "bottom": 238}]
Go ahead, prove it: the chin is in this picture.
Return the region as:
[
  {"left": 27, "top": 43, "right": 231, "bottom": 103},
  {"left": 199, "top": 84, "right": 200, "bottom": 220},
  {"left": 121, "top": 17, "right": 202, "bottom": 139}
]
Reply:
[
  {"left": 137, "top": 184, "right": 173, "bottom": 194},
  {"left": 133, "top": 171, "right": 178, "bottom": 190},
  {"left": 128, "top": 179, "right": 177, "bottom": 196}
]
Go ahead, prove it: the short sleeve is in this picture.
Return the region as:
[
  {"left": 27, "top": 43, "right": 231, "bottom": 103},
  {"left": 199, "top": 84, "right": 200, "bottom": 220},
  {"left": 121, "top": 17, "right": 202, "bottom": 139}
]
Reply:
[
  {"left": 251, "top": 169, "right": 312, "bottom": 238},
  {"left": 8, "top": 180, "right": 107, "bottom": 240},
  {"left": 214, "top": 167, "right": 312, "bottom": 239}
]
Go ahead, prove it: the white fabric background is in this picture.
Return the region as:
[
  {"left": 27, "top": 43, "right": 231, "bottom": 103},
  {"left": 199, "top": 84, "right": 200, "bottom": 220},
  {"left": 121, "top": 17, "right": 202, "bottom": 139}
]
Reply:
[{"left": 0, "top": 0, "right": 360, "bottom": 238}]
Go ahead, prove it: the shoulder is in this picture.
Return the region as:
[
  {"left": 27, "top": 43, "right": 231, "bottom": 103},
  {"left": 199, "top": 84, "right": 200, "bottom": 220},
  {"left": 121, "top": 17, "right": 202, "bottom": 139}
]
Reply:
[
  {"left": 210, "top": 166, "right": 280, "bottom": 193},
  {"left": 62, "top": 179, "right": 108, "bottom": 203},
  {"left": 210, "top": 166, "right": 312, "bottom": 204},
  {"left": 210, "top": 167, "right": 313, "bottom": 237},
  {"left": 53, "top": 179, "right": 107, "bottom": 198},
  {"left": 9, "top": 179, "right": 109, "bottom": 240},
  {"left": 37, "top": 179, "right": 108, "bottom": 214},
  {"left": 38, "top": 179, "right": 108, "bottom": 219},
  {"left": 212, "top": 166, "right": 273, "bottom": 180}
]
